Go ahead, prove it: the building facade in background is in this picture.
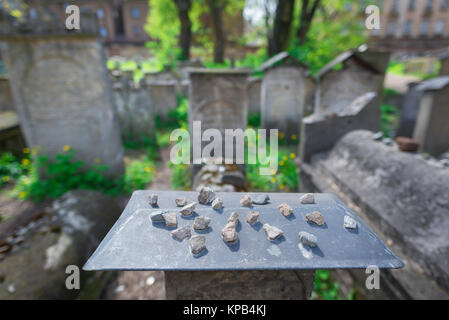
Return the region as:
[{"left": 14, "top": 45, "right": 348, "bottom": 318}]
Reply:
[
  {"left": 25, "top": 0, "right": 151, "bottom": 58},
  {"left": 371, "top": 0, "right": 449, "bottom": 52}
]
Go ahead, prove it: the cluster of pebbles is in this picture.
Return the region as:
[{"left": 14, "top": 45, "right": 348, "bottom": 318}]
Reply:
[{"left": 145, "top": 190, "right": 358, "bottom": 256}]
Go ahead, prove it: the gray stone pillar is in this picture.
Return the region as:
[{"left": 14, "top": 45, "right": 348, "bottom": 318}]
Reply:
[
  {"left": 187, "top": 68, "right": 251, "bottom": 186},
  {"left": 165, "top": 269, "right": 315, "bottom": 300},
  {"left": 0, "top": 9, "right": 124, "bottom": 177}
]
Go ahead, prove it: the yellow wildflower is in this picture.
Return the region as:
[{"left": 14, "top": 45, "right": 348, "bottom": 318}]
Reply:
[
  {"left": 2, "top": 176, "right": 10, "bottom": 182},
  {"left": 290, "top": 153, "right": 296, "bottom": 159},
  {"left": 279, "top": 160, "right": 285, "bottom": 166},
  {"left": 291, "top": 134, "right": 297, "bottom": 140},
  {"left": 280, "top": 184, "right": 285, "bottom": 190},
  {"left": 63, "top": 145, "right": 71, "bottom": 152},
  {"left": 279, "top": 132, "right": 285, "bottom": 139},
  {"left": 270, "top": 168, "right": 276, "bottom": 175},
  {"left": 145, "top": 167, "right": 151, "bottom": 173},
  {"left": 21, "top": 158, "right": 30, "bottom": 165},
  {"left": 270, "top": 177, "right": 276, "bottom": 183},
  {"left": 23, "top": 147, "right": 30, "bottom": 154},
  {"left": 19, "top": 191, "right": 27, "bottom": 199},
  {"left": 94, "top": 157, "right": 101, "bottom": 163},
  {"left": 282, "top": 155, "right": 288, "bottom": 161}
]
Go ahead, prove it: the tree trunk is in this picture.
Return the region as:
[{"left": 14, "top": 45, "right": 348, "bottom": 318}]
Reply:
[
  {"left": 207, "top": 0, "right": 226, "bottom": 64},
  {"left": 174, "top": 0, "right": 192, "bottom": 61},
  {"left": 296, "top": 0, "right": 321, "bottom": 45},
  {"left": 269, "top": 0, "right": 295, "bottom": 56}
]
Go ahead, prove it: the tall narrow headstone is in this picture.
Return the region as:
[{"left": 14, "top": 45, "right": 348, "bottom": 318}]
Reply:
[
  {"left": 0, "top": 9, "right": 124, "bottom": 176},
  {"left": 188, "top": 68, "right": 251, "bottom": 187},
  {"left": 247, "top": 76, "right": 261, "bottom": 114},
  {"left": 259, "top": 52, "right": 314, "bottom": 139},
  {"left": 413, "top": 76, "right": 449, "bottom": 156}
]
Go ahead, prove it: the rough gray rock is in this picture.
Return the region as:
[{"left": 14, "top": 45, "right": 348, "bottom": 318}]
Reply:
[
  {"left": 300, "top": 193, "right": 315, "bottom": 204},
  {"left": 253, "top": 194, "right": 270, "bottom": 205},
  {"left": 221, "top": 212, "right": 239, "bottom": 243},
  {"left": 240, "top": 195, "right": 252, "bottom": 207},
  {"left": 149, "top": 210, "right": 165, "bottom": 223},
  {"left": 0, "top": 190, "right": 121, "bottom": 299},
  {"left": 149, "top": 194, "right": 158, "bottom": 206},
  {"left": 211, "top": 197, "right": 223, "bottom": 210},
  {"left": 171, "top": 225, "right": 191, "bottom": 241},
  {"left": 190, "top": 235, "right": 206, "bottom": 254},
  {"left": 180, "top": 202, "right": 197, "bottom": 216},
  {"left": 162, "top": 212, "right": 178, "bottom": 227},
  {"left": 278, "top": 203, "right": 292, "bottom": 217},
  {"left": 306, "top": 211, "right": 325, "bottom": 226},
  {"left": 198, "top": 187, "right": 216, "bottom": 204},
  {"left": 263, "top": 224, "right": 283, "bottom": 240},
  {"left": 193, "top": 216, "right": 211, "bottom": 230},
  {"left": 343, "top": 215, "right": 357, "bottom": 229},
  {"left": 298, "top": 231, "right": 317, "bottom": 247},
  {"left": 246, "top": 211, "right": 259, "bottom": 225},
  {"left": 175, "top": 197, "right": 188, "bottom": 207}
]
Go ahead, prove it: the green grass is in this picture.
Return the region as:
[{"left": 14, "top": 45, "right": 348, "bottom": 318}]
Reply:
[
  {"left": 312, "top": 270, "right": 355, "bottom": 300},
  {"left": 381, "top": 104, "right": 400, "bottom": 138}
]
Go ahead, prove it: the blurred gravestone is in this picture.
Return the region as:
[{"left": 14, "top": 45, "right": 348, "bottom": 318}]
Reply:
[
  {"left": 0, "top": 75, "right": 13, "bottom": 112},
  {"left": 0, "top": 9, "right": 124, "bottom": 177},
  {"left": 146, "top": 79, "right": 178, "bottom": 120},
  {"left": 259, "top": 52, "right": 314, "bottom": 139},
  {"left": 413, "top": 76, "right": 449, "bottom": 156},
  {"left": 247, "top": 76, "right": 261, "bottom": 114},
  {"left": 397, "top": 82, "right": 422, "bottom": 138},
  {"left": 188, "top": 68, "right": 251, "bottom": 189}
]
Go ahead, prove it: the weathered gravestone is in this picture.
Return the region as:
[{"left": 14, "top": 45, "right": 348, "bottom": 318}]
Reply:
[
  {"left": 259, "top": 52, "right": 314, "bottom": 139},
  {"left": 439, "top": 52, "right": 449, "bottom": 76},
  {"left": 0, "top": 9, "right": 124, "bottom": 177},
  {"left": 145, "top": 78, "right": 178, "bottom": 119},
  {"left": 247, "top": 76, "right": 261, "bottom": 114},
  {"left": 0, "top": 75, "right": 13, "bottom": 112},
  {"left": 300, "top": 46, "right": 390, "bottom": 162},
  {"left": 299, "top": 130, "right": 449, "bottom": 299},
  {"left": 111, "top": 75, "right": 155, "bottom": 145},
  {"left": 396, "top": 82, "right": 422, "bottom": 138},
  {"left": 188, "top": 68, "right": 251, "bottom": 187},
  {"left": 413, "top": 76, "right": 449, "bottom": 156}
]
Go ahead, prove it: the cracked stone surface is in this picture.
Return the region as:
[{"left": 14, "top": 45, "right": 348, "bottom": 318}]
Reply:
[
  {"left": 162, "top": 212, "right": 177, "bottom": 227},
  {"left": 211, "top": 197, "right": 223, "bottom": 210},
  {"left": 189, "top": 235, "right": 206, "bottom": 254},
  {"left": 150, "top": 210, "right": 165, "bottom": 223},
  {"left": 149, "top": 194, "right": 158, "bottom": 206},
  {"left": 193, "top": 216, "right": 211, "bottom": 230},
  {"left": 171, "top": 225, "right": 191, "bottom": 241},
  {"left": 298, "top": 231, "right": 317, "bottom": 247},
  {"left": 240, "top": 195, "right": 252, "bottom": 207},
  {"left": 262, "top": 224, "right": 283, "bottom": 240},
  {"left": 343, "top": 215, "right": 357, "bottom": 229},
  {"left": 306, "top": 211, "right": 325, "bottom": 226},
  {"left": 221, "top": 212, "right": 239, "bottom": 243},
  {"left": 175, "top": 197, "right": 188, "bottom": 207},
  {"left": 253, "top": 194, "right": 270, "bottom": 205},
  {"left": 179, "top": 202, "right": 196, "bottom": 216},
  {"left": 278, "top": 203, "right": 292, "bottom": 217},
  {"left": 246, "top": 211, "right": 259, "bottom": 225},
  {"left": 300, "top": 193, "right": 315, "bottom": 204},
  {"left": 198, "top": 187, "right": 216, "bottom": 204}
]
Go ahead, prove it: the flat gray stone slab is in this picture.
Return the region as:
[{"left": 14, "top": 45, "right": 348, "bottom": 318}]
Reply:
[{"left": 83, "top": 191, "right": 403, "bottom": 271}]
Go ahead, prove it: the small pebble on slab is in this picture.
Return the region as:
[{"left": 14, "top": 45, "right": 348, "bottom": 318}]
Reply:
[
  {"left": 246, "top": 211, "right": 259, "bottom": 225},
  {"left": 149, "top": 194, "right": 158, "bottom": 206},
  {"left": 298, "top": 231, "right": 317, "bottom": 247},
  {"left": 171, "top": 225, "right": 191, "bottom": 241},
  {"left": 240, "top": 195, "right": 252, "bottom": 207},
  {"left": 150, "top": 210, "right": 165, "bottom": 223},
  {"left": 305, "top": 211, "right": 325, "bottom": 226},
  {"left": 175, "top": 197, "right": 188, "bottom": 207},
  {"left": 278, "top": 203, "right": 292, "bottom": 217},
  {"left": 162, "top": 212, "right": 177, "bottom": 227},
  {"left": 252, "top": 194, "right": 270, "bottom": 205},
  {"left": 344, "top": 215, "right": 357, "bottom": 229},
  {"left": 211, "top": 197, "right": 223, "bottom": 210},
  {"left": 193, "top": 216, "right": 212, "bottom": 230},
  {"left": 300, "top": 193, "right": 315, "bottom": 204},
  {"left": 221, "top": 212, "right": 239, "bottom": 243},
  {"left": 263, "top": 224, "right": 283, "bottom": 240},
  {"left": 190, "top": 235, "right": 206, "bottom": 254},
  {"left": 180, "top": 202, "right": 197, "bottom": 216},
  {"left": 198, "top": 186, "right": 216, "bottom": 204}
]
